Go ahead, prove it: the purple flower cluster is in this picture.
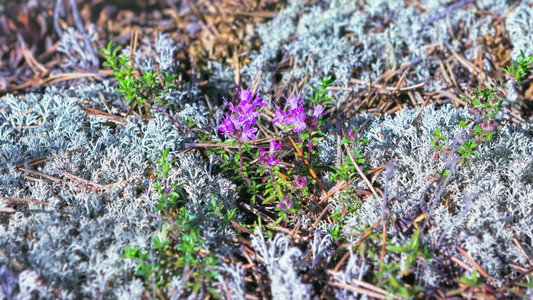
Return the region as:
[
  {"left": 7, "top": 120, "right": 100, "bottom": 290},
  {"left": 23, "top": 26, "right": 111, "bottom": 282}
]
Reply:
[
  {"left": 279, "top": 196, "right": 293, "bottom": 211},
  {"left": 472, "top": 119, "right": 496, "bottom": 145},
  {"left": 219, "top": 88, "right": 266, "bottom": 142},
  {"left": 292, "top": 175, "right": 308, "bottom": 190},
  {"left": 347, "top": 129, "right": 358, "bottom": 142},
  {"left": 272, "top": 94, "right": 325, "bottom": 133},
  {"left": 481, "top": 121, "right": 494, "bottom": 131},
  {"left": 259, "top": 138, "right": 282, "bottom": 167}
]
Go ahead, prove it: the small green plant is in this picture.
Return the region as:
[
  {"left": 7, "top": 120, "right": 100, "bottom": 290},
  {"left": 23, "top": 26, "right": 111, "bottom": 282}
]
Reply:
[
  {"left": 459, "top": 270, "right": 483, "bottom": 288},
  {"left": 429, "top": 52, "right": 533, "bottom": 173},
  {"left": 153, "top": 148, "right": 184, "bottom": 214},
  {"left": 124, "top": 149, "right": 220, "bottom": 298},
  {"left": 100, "top": 41, "right": 177, "bottom": 109},
  {"left": 374, "top": 229, "right": 429, "bottom": 298},
  {"left": 385, "top": 230, "right": 431, "bottom": 276},
  {"left": 502, "top": 50, "right": 533, "bottom": 85},
  {"left": 308, "top": 74, "right": 334, "bottom": 125},
  {"left": 328, "top": 208, "right": 344, "bottom": 242},
  {"left": 447, "top": 271, "right": 486, "bottom": 298},
  {"left": 121, "top": 53, "right": 531, "bottom": 297},
  {"left": 99, "top": 40, "right": 189, "bottom": 137},
  {"left": 214, "top": 77, "right": 333, "bottom": 224},
  {"left": 309, "top": 75, "right": 334, "bottom": 105},
  {"left": 332, "top": 128, "right": 369, "bottom": 182},
  {"left": 460, "top": 51, "right": 533, "bottom": 139},
  {"left": 207, "top": 194, "right": 237, "bottom": 225},
  {"left": 427, "top": 128, "right": 448, "bottom": 162},
  {"left": 257, "top": 145, "right": 308, "bottom": 225},
  {"left": 457, "top": 139, "right": 478, "bottom": 171}
]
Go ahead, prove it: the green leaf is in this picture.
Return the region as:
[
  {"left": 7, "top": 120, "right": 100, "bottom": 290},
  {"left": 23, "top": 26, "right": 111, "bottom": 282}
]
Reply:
[
  {"left": 474, "top": 125, "right": 483, "bottom": 134},
  {"left": 386, "top": 245, "right": 405, "bottom": 252},
  {"left": 152, "top": 235, "right": 164, "bottom": 249},
  {"left": 123, "top": 245, "right": 139, "bottom": 259}
]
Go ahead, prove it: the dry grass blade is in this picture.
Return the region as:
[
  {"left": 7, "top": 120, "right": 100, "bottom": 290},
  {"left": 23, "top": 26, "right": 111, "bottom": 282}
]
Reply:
[
  {"left": 343, "top": 143, "right": 381, "bottom": 202},
  {"left": 318, "top": 180, "right": 349, "bottom": 204},
  {"left": 239, "top": 202, "right": 275, "bottom": 223},
  {"left": 233, "top": 44, "right": 240, "bottom": 86},
  {"left": 329, "top": 281, "right": 386, "bottom": 299},
  {"left": 456, "top": 246, "right": 497, "bottom": 287},
  {"left": 230, "top": 220, "right": 252, "bottom": 234},
  {"left": 17, "top": 167, "right": 64, "bottom": 183},
  {"left": 449, "top": 48, "right": 475, "bottom": 73},
  {"left": 82, "top": 107, "right": 128, "bottom": 125},
  {"left": 17, "top": 33, "right": 48, "bottom": 75},
  {"left": 347, "top": 79, "right": 425, "bottom": 92},
  {"left": 44, "top": 72, "right": 102, "bottom": 85},
  {"left": 312, "top": 203, "right": 331, "bottom": 228},
  {"left": 351, "top": 278, "right": 389, "bottom": 295},
  {"left": 97, "top": 92, "right": 113, "bottom": 114},
  {"left": 97, "top": 178, "right": 140, "bottom": 191},
  {"left": 0, "top": 249, "right": 23, "bottom": 271},
  {"left": 511, "top": 236, "right": 533, "bottom": 267},
  {"left": 379, "top": 220, "right": 387, "bottom": 271},
  {"left": 499, "top": 267, "right": 533, "bottom": 293},
  {"left": 251, "top": 70, "right": 262, "bottom": 97},
  {"left": 433, "top": 89, "right": 465, "bottom": 106},
  {"left": 231, "top": 11, "right": 276, "bottom": 18},
  {"left": 451, "top": 255, "right": 473, "bottom": 272},
  {"left": 56, "top": 169, "right": 105, "bottom": 190},
  {"left": 333, "top": 219, "right": 381, "bottom": 273},
  {"left": 16, "top": 148, "right": 82, "bottom": 168},
  {"left": 0, "top": 196, "right": 49, "bottom": 206},
  {"left": 12, "top": 73, "right": 103, "bottom": 90}
]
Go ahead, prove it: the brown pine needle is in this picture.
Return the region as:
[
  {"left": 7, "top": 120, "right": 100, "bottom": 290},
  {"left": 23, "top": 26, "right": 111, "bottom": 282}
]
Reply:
[
  {"left": 334, "top": 219, "right": 381, "bottom": 273},
  {"left": 1, "top": 196, "right": 49, "bottom": 206},
  {"left": 287, "top": 136, "right": 328, "bottom": 197},
  {"left": 456, "top": 246, "right": 497, "bottom": 287},
  {"left": 329, "top": 281, "right": 386, "bottom": 299},
  {"left": 343, "top": 143, "right": 381, "bottom": 203},
  {"left": 16, "top": 148, "right": 82, "bottom": 168},
  {"left": 379, "top": 220, "right": 387, "bottom": 271}
]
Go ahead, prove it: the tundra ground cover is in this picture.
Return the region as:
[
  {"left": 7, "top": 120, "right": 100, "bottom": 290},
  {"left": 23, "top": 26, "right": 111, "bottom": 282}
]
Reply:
[
  {"left": 102, "top": 37, "right": 533, "bottom": 297},
  {"left": 2, "top": 0, "right": 533, "bottom": 299}
]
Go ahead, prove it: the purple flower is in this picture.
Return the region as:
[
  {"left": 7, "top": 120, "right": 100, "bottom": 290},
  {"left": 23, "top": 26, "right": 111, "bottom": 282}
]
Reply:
[
  {"left": 272, "top": 105, "right": 288, "bottom": 124},
  {"left": 219, "top": 114, "right": 237, "bottom": 136},
  {"left": 279, "top": 196, "right": 293, "bottom": 211},
  {"left": 239, "top": 88, "right": 252, "bottom": 102},
  {"left": 312, "top": 104, "right": 325, "bottom": 118},
  {"left": 306, "top": 104, "right": 326, "bottom": 131},
  {"left": 219, "top": 114, "right": 259, "bottom": 142},
  {"left": 259, "top": 138, "right": 282, "bottom": 167},
  {"left": 293, "top": 175, "right": 308, "bottom": 189},
  {"left": 347, "top": 128, "right": 358, "bottom": 142},
  {"left": 286, "top": 94, "right": 302, "bottom": 110},
  {"left": 273, "top": 104, "right": 307, "bottom": 133},
  {"left": 289, "top": 106, "right": 308, "bottom": 132},
  {"left": 481, "top": 121, "right": 494, "bottom": 131},
  {"left": 219, "top": 88, "right": 265, "bottom": 142},
  {"left": 240, "top": 121, "right": 258, "bottom": 141},
  {"left": 273, "top": 94, "right": 325, "bottom": 133}
]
